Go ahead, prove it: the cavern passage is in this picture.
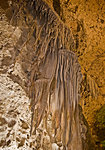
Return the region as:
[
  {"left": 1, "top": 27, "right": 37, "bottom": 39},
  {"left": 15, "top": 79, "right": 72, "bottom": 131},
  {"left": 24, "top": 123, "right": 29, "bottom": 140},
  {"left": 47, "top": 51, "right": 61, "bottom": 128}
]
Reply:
[{"left": 0, "top": 0, "right": 104, "bottom": 150}]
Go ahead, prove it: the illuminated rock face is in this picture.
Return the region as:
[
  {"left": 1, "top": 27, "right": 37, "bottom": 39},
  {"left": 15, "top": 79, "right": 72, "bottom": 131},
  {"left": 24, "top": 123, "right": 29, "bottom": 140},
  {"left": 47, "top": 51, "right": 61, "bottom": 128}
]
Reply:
[
  {"left": 45, "top": 0, "right": 105, "bottom": 131},
  {"left": 29, "top": 49, "right": 82, "bottom": 150},
  {"left": 0, "top": 0, "right": 94, "bottom": 149}
]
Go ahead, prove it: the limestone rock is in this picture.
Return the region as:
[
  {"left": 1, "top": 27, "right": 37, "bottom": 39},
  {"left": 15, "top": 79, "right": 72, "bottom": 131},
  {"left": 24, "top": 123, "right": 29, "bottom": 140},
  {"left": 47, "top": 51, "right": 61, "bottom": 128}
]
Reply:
[{"left": 0, "top": 0, "right": 95, "bottom": 149}]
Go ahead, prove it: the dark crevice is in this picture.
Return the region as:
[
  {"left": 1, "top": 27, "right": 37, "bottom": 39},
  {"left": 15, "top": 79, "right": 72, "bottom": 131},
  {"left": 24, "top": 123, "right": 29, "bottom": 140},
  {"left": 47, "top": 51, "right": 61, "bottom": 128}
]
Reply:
[{"left": 53, "top": 0, "right": 60, "bottom": 16}]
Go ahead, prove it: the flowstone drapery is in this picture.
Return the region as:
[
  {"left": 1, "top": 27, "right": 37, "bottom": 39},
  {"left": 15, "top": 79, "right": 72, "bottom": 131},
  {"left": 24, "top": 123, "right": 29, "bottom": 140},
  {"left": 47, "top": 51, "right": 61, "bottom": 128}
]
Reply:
[{"left": 29, "top": 49, "right": 82, "bottom": 149}]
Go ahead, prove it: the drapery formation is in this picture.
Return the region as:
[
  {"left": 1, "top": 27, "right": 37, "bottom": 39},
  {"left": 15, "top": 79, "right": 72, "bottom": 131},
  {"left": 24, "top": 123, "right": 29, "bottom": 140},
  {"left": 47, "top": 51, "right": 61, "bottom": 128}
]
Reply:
[{"left": 29, "top": 49, "right": 82, "bottom": 149}]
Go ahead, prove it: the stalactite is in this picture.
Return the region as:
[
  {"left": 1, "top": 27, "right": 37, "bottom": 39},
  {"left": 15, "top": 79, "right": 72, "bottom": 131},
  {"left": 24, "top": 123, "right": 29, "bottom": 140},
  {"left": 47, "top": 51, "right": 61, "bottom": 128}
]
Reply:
[{"left": 29, "top": 49, "right": 83, "bottom": 149}]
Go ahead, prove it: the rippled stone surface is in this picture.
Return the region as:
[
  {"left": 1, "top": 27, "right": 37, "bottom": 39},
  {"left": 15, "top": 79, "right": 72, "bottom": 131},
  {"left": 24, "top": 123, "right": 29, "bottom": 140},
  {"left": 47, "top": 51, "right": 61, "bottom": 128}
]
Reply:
[{"left": 0, "top": 0, "right": 94, "bottom": 149}]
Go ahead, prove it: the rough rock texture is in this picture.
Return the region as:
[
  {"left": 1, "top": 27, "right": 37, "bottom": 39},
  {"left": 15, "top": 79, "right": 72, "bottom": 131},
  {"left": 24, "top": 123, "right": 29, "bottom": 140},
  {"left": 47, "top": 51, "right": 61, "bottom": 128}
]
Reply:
[
  {"left": 0, "top": 0, "right": 94, "bottom": 150},
  {"left": 44, "top": 0, "right": 105, "bottom": 148}
]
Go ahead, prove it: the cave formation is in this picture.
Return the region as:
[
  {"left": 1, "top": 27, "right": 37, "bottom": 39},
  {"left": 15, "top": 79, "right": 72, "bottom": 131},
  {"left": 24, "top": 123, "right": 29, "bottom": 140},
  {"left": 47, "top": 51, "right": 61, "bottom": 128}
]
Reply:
[{"left": 0, "top": 0, "right": 94, "bottom": 149}]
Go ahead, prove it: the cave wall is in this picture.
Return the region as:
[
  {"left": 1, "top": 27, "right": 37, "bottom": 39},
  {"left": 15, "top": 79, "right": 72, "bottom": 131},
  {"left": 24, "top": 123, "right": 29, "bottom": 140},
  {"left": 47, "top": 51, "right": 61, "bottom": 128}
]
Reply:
[
  {"left": 44, "top": 0, "right": 105, "bottom": 148},
  {"left": 0, "top": 0, "right": 103, "bottom": 149},
  {"left": 0, "top": 0, "right": 94, "bottom": 150}
]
